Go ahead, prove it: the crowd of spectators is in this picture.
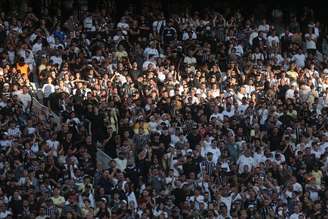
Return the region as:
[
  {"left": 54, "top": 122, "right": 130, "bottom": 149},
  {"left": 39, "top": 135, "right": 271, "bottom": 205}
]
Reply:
[{"left": 1, "top": 3, "right": 328, "bottom": 219}]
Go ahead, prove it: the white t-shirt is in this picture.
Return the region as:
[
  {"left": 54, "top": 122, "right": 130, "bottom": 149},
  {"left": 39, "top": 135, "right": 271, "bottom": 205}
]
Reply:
[
  {"left": 188, "top": 195, "right": 204, "bottom": 209},
  {"left": 47, "top": 35, "right": 55, "bottom": 45},
  {"left": 285, "top": 89, "right": 295, "bottom": 99},
  {"left": 42, "top": 84, "right": 55, "bottom": 98},
  {"left": 7, "top": 127, "right": 21, "bottom": 138},
  {"left": 0, "top": 139, "right": 12, "bottom": 149},
  {"left": 289, "top": 213, "right": 302, "bottom": 219},
  {"left": 157, "top": 71, "right": 166, "bottom": 82},
  {"left": 258, "top": 108, "right": 268, "bottom": 125},
  {"left": 171, "top": 158, "right": 182, "bottom": 177},
  {"left": 0, "top": 210, "right": 12, "bottom": 219},
  {"left": 50, "top": 55, "right": 63, "bottom": 67},
  {"left": 183, "top": 56, "right": 197, "bottom": 65},
  {"left": 46, "top": 139, "right": 60, "bottom": 151},
  {"left": 144, "top": 47, "right": 159, "bottom": 58},
  {"left": 83, "top": 16, "right": 94, "bottom": 30},
  {"left": 142, "top": 61, "right": 157, "bottom": 71},
  {"left": 152, "top": 20, "right": 165, "bottom": 33},
  {"left": 27, "top": 127, "right": 37, "bottom": 135},
  {"left": 292, "top": 54, "right": 306, "bottom": 68},
  {"left": 254, "top": 152, "right": 267, "bottom": 164},
  {"left": 258, "top": 24, "right": 270, "bottom": 38},
  {"left": 305, "top": 33, "right": 317, "bottom": 50},
  {"left": 8, "top": 50, "right": 15, "bottom": 65},
  {"left": 201, "top": 145, "right": 221, "bottom": 164},
  {"left": 182, "top": 31, "right": 197, "bottom": 41},
  {"left": 311, "top": 149, "right": 323, "bottom": 159},
  {"left": 114, "top": 158, "right": 127, "bottom": 171},
  {"left": 258, "top": 24, "right": 270, "bottom": 33},
  {"left": 17, "top": 93, "right": 32, "bottom": 112},
  {"left": 249, "top": 31, "right": 258, "bottom": 45},
  {"left": 222, "top": 109, "right": 235, "bottom": 118},
  {"left": 234, "top": 45, "right": 244, "bottom": 57},
  {"left": 210, "top": 113, "right": 224, "bottom": 122},
  {"left": 238, "top": 104, "right": 249, "bottom": 114},
  {"left": 267, "top": 35, "right": 280, "bottom": 47},
  {"left": 211, "top": 89, "right": 220, "bottom": 98},
  {"left": 117, "top": 22, "right": 129, "bottom": 30},
  {"left": 237, "top": 155, "right": 256, "bottom": 173},
  {"left": 32, "top": 42, "right": 43, "bottom": 54},
  {"left": 292, "top": 182, "right": 303, "bottom": 193}
]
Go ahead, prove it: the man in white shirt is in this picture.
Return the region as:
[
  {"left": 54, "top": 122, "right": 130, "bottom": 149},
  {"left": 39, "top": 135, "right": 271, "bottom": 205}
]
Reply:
[
  {"left": 289, "top": 205, "right": 304, "bottom": 219},
  {"left": 201, "top": 138, "right": 221, "bottom": 164},
  {"left": 187, "top": 188, "right": 204, "bottom": 210},
  {"left": 50, "top": 51, "right": 63, "bottom": 67},
  {"left": 17, "top": 86, "right": 32, "bottom": 113},
  {"left": 249, "top": 29, "right": 258, "bottom": 46},
  {"left": 7, "top": 122, "right": 22, "bottom": 138},
  {"left": 285, "top": 83, "right": 297, "bottom": 100},
  {"left": 83, "top": 13, "right": 95, "bottom": 32},
  {"left": 0, "top": 200, "right": 12, "bottom": 219},
  {"left": 233, "top": 39, "right": 244, "bottom": 57},
  {"left": 258, "top": 19, "right": 270, "bottom": 38},
  {"left": 182, "top": 29, "right": 197, "bottom": 41},
  {"left": 305, "top": 28, "right": 317, "bottom": 53},
  {"left": 237, "top": 149, "right": 256, "bottom": 174},
  {"left": 292, "top": 49, "right": 306, "bottom": 68},
  {"left": 238, "top": 98, "right": 249, "bottom": 114},
  {"left": 42, "top": 77, "right": 56, "bottom": 100},
  {"left": 267, "top": 30, "right": 280, "bottom": 47},
  {"left": 210, "top": 106, "right": 224, "bottom": 122},
  {"left": 183, "top": 51, "right": 197, "bottom": 66},
  {"left": 142, "top": 56, "right": 157, "bottom": 71},
  {"left": 143, "top": 42, "right": 159, "bottom": 59},
  {"left": 117, "top": 17, "right": 129, "bottom": 30},
  {"left": 47, "top": 34, "right": 56, "bottom": 47},
  {"left": 32, "top": 37, "right": 43, "bottom": 54},
  {"left": 46, "top": 133, "right": 60, "bottom": 152},
  {"left": 222, "top": 103, "right": 235, "bottom": 118},
  {"left": 114, "top": 152, "right": 127, "bottom": 171}
]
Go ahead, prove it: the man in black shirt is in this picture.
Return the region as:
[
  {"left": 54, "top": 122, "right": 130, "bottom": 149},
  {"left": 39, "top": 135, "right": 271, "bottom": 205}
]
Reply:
[{"left": 162, "top": 21, "right": 177, "bottom": 46}]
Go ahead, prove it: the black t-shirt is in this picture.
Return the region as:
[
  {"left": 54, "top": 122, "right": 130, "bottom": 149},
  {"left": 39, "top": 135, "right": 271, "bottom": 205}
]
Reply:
[
  {"left": 183, "top": 159, "right": 198, "bottom": 176},
  {"left": 48, "top": 92, "right": 61, "bottom": 113},
  {"left": 172, "top": 188, "right": 187, "bottom": 206},
  {"left": 162, "top": 27, "right": 176, "bottom": 43},
  {"left": 268, "top": 133, "right": 282, "bottom": 151},
  {"left": 159, "top": 133, "right": 171, "bottom": 148},
  {"left": 104, "top": 133, "right": 117, "bottom": 158},
  {"left": 187, "top": 133, "right": 201, "bottom": 150}
]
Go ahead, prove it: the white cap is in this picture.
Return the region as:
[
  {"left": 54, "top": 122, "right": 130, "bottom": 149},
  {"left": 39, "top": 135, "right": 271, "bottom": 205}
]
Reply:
[{"left": 323, "top": 68, "right": 328, "bottom": 74}]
